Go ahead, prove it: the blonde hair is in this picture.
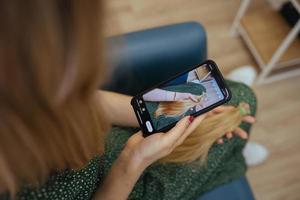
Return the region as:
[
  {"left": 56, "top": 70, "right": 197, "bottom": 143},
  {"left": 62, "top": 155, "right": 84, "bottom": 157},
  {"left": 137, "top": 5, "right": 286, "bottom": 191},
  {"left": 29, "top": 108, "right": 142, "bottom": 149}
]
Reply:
[
  {"left": 161, "top": 102, "right": 250, "bottom": 164},
  {"left": 155, "top": 94, "right": 206, "bottom": 118},
  {"left": 0, "top": 0, "right": 109, "bottom": 195}
]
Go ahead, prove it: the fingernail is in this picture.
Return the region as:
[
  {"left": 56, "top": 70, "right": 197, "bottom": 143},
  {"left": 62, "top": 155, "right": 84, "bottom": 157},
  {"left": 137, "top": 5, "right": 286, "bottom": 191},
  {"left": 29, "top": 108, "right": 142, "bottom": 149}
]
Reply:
[{"left": 188, "top": 116, "right": 194, "bottom": 123}]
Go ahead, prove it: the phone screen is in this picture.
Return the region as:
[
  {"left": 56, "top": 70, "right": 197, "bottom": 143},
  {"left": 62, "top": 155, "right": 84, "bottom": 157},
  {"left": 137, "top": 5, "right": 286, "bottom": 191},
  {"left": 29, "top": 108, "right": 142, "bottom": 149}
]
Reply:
[{"left": 140, "top": 63, "right": 226, "bottom": 132}]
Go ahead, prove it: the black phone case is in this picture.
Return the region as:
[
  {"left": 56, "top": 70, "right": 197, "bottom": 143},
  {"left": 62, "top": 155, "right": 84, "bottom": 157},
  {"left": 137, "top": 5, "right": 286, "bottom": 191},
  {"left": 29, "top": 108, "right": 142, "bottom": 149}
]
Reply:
[{"left": 131, "top": 60, "right": 232, "bottom": 136}]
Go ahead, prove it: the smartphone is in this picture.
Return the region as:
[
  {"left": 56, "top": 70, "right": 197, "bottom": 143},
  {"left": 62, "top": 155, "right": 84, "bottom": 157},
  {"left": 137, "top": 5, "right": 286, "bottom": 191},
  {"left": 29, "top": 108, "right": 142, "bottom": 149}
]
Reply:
[{"left": 131, "top": 60, "right": 231, "bottom": 136}]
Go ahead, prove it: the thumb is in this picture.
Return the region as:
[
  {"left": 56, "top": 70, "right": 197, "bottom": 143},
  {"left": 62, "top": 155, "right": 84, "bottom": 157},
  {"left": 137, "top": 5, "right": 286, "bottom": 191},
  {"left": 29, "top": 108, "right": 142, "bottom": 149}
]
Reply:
[{"left": 163, "top": 116, "right": 191, "bottom": 144}]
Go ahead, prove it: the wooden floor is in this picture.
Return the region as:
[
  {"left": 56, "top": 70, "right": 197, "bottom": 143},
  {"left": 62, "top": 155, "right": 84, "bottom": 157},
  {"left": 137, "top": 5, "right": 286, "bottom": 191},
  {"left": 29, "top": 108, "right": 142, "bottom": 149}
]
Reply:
[{"left": 104, "top": 0, "right": 300, "bottom": 199}]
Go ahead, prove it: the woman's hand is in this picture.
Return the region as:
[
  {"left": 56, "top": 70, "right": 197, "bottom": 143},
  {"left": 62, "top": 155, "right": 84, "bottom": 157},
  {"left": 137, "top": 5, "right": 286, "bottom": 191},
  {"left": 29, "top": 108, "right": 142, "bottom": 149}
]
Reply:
[
  {"left": 95, "top": 115, "right": 206, "bottom": 200},
  {"left": 175, "top": 92, "right": 200, "bottom": 103},
  {"left": 122, "top": 114, "right": 207, "bottom": 170},
  {"left": 208, "top": 105, "right": 256, "bottom": 144}
]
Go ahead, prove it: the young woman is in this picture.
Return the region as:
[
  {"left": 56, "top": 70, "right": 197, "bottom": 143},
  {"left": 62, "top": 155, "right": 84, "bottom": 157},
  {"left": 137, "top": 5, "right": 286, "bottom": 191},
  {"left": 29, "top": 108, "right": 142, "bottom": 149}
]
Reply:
[{"left": 0, "top": 1, "right": 255, "bottom": 199}]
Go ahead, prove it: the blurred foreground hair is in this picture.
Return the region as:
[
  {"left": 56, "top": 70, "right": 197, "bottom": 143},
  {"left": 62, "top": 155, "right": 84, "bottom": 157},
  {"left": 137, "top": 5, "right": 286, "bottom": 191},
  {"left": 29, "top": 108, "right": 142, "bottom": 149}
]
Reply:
[
  {"left": 0, "top": 0, "right": 109, "bottom": 195},
  {"left": 161, "top": 102, "right": 250, "bottom": 164}
]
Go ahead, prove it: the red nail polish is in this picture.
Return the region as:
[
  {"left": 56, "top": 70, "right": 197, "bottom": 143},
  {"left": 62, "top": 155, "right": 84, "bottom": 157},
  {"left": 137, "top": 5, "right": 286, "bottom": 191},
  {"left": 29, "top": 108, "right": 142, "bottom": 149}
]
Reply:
[{"left": 188, "top": 116, "right": 194, "bottom": 123}]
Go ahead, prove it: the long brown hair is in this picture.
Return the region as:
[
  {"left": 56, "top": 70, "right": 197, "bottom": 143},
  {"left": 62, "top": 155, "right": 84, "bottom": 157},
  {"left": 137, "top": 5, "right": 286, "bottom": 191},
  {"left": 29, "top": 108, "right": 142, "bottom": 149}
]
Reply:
[{"left": 0, "top": 0, "right": 109, "bottom": 195}]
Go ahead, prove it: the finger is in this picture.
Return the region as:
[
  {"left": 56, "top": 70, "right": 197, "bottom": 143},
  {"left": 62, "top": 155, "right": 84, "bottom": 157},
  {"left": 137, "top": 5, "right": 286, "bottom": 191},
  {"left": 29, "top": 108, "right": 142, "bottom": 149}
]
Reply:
[
  {"left": 206, "top": 110, "right": 216, "bottom": 117},
  {"left": 163, "top": 116, "right": 191, "bottom": 144},
  {"left": 184, "top": 114, "right": 206, "bottom": 134},
  {"left": 206, "top": 106, "right": 231, "bottom": 117},
  {"left": 242, "top": 115, "right": 256, "bottom": 124},
  {"left": 226, "top": 132, "right": 233, "bottom": 139},
  {"left": 212, "top": 105, "right": 234, "bottom": 113},
  {"left": 211, "top": 106, "right": 226, "bottom": 113},
  {"left": 174, "top": 114, "right": 207, "bottom": 147},
  {"left": 217, "top": 138, "right": 224, "bottom": 144},
  {"left": 211, "top": 106, "right": 225, "bottom": 113},
  {"left": 234, "top": 127, "right": 248, "bottom": 139}
]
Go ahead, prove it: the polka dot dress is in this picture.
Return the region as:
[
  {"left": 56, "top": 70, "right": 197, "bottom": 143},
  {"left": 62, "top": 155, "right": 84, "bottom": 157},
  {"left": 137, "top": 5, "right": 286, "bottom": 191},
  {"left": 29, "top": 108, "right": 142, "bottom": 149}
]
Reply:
[{"left": 0, "top": 156, "right": 104, "bottom": 200}]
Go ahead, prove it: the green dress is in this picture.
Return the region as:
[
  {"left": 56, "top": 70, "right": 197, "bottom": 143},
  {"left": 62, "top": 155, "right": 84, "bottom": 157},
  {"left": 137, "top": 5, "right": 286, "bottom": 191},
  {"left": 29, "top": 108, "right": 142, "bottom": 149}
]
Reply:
[{"left": 0, "top": 80, "right": 257, "bottom": 200}]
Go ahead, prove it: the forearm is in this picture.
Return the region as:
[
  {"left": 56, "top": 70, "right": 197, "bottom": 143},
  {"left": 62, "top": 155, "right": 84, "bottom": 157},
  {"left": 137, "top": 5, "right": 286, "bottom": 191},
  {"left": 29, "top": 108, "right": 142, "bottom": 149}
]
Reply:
[
  {"left": 93, "top": 151, "right": 145, "bottom": 200},
  {"left": 98, "top": 90, "right": 138, "bottom": 127}
]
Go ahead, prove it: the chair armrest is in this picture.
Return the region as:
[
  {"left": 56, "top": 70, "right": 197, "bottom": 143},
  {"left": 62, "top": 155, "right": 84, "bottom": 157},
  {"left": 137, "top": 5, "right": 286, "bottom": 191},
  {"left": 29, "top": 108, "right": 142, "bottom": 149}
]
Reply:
[
  {"left": 197, "top": 176, "right": 255, "bottom": 200},
  {"left": 103, "top": 21, "right": 207, "bottom": 95}
]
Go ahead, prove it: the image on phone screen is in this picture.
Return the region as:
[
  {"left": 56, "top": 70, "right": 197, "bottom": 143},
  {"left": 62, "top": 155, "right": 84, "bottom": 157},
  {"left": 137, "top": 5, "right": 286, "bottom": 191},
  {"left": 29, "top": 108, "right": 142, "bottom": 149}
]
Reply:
[{"left": 141, "top": 63, "right": 225, "bottom": 131}]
